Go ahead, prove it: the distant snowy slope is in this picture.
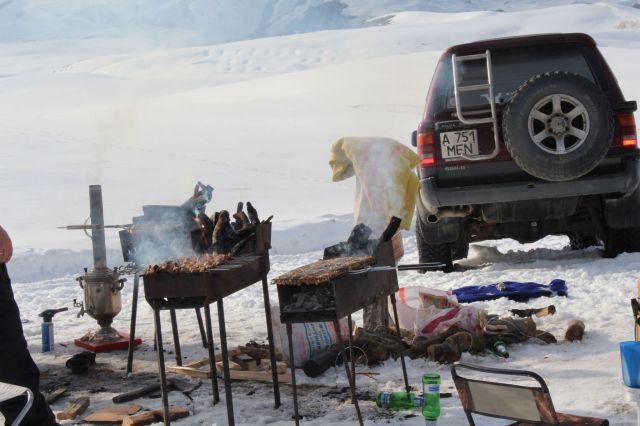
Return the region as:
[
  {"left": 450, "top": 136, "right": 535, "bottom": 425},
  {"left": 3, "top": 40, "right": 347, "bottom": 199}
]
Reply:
[{"left": 0, "top": 0, "right": 637, "bottom": 46}]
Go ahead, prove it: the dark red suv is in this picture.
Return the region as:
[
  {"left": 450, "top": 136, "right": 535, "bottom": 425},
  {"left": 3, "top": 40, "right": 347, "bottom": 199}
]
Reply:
[{"left": 412, "top": 33, "right": 638, "bottom": 270}]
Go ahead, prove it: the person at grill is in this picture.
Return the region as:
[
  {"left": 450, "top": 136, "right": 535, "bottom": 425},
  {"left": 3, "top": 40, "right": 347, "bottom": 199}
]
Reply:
[{"left": 0, "top": 225, "right": 58, "bottom": 426}]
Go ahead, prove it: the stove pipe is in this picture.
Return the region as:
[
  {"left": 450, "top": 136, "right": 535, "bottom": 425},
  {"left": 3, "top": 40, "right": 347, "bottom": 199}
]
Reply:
[{"left": 89, "top": 185, "right": 108, "bottom": 269}]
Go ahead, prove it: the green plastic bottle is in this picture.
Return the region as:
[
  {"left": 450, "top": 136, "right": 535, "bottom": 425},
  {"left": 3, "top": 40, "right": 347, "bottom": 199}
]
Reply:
[
  {"left": 422, "top": 373, "right": 441, "bottom": 425},
  {"left": 375, "top": 391, "right": 423, "bottom": 410},
  {"left": 492, "top": 340, "right": 509, "bottom": 358}
]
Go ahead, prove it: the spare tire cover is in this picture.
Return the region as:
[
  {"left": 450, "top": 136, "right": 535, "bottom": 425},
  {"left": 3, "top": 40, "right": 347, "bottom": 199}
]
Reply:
[{"left": 502, "top": 71, "right": 613, "bottom": 182}]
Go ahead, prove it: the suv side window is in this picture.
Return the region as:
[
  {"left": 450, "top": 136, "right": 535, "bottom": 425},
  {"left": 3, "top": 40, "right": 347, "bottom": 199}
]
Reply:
[{"left": 446, "top": 45, "right": 596, "bottom": 109}]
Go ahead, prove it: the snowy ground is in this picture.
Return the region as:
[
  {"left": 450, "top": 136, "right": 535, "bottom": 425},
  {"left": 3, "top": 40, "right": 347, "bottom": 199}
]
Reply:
[
  {"left": 13, "top": 234, "right": 640, "bottom": 425},
  {"left": 2, "top": 0, "right": 640, "bottom": 424}
]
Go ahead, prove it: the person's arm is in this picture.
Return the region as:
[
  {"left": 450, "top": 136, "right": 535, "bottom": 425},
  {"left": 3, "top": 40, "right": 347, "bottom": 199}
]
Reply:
[{"left": 0, "top": 225, "right": 13, "bottom": 263}]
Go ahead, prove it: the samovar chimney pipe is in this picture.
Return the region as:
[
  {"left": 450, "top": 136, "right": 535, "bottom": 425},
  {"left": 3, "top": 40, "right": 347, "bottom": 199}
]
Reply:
[{"left": 89, "top": 185, "right": 108, "bottom": 270}]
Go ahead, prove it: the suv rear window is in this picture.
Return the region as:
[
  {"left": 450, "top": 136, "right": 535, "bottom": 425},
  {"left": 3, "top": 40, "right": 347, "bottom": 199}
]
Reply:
[{"left": 431, "top": 45, "right": 596, "bottom": 111}]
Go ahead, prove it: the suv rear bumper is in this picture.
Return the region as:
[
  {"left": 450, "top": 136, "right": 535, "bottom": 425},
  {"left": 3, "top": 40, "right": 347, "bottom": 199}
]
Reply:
[{"left": 419, "top": 159, "right": 640, "bottom": 212}]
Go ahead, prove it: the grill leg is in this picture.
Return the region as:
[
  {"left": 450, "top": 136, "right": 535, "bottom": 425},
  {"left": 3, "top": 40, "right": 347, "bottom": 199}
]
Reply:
[
  {"left": 217, "top": 299, "right": 235, "bottom": 426},
  {"left": 126, "top": 271, "right": 140, "bottom": 376},
  {"left": 203, "top": 304, "right": 220, "bottom": 405},
  {"left": 261, "top": 276, "right": 281, "bottom": 408},
  {"left": 390, "top": 293, "right": 410, "bottom": 393},
  {"left": 347, "top": 314, "right": 356, "bottom": 403},
  {"left": 333, "top": 320, "right": 363, "bottom": 426},
  {"left": 169, "top": 309, "right": 182, "bottom": 367},
  {"left": 286, "top": 323, "right": 301, "bottom": 425},
  {"left": 153, "top": 309, "right": 171, "bottom": 426},
  {"left": 195, "top": 308, "right": 208, "bottom": 348}
]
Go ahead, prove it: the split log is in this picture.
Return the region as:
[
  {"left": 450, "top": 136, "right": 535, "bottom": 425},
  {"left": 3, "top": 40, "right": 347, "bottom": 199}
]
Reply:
[
  {"left": 56, "top": 396, "right": 90, "bottom": 421},
  {"left": 353, "top": 326, "right": 405, "bottom": 362},
  {"left": 511, "top": 305, "right": 556, "bottom": 318},
  {"left": 363, "top": 296, "right": 390, "bottom": 333},
  {"left": 427, "top": 331, "right": 486, "bottom": 364},
  {"left": 112, "top": 385, "right": 160, "bottom": 403},
  {"left": 246, "top": 202, "right": 260, "bottom": 224},
  {"left": 407, "top": 326, "right": 461, "bottom": 359},
  {"left": 233, "top": 211, "right": 251, "bottom": 231},
  {"left": 237, "top": 345, "right": 283, "bottom": 362},
  {"left": 45, "top": 387, "right": 67, "bottom": 404},
  {"left": 212, "top": 210, "right": 230, "bottom": 245},
  {"left": 122, "top": 407, "right": 189, "bottom": 426},
  {"left": 565, "top": 320, "right": 585, "bottom": 341}
]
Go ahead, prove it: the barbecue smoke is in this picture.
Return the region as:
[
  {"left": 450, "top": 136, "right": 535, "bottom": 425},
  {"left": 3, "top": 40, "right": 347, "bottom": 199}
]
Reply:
[{"left": 121, "top": 183, "right": 215, "bottom": 266}]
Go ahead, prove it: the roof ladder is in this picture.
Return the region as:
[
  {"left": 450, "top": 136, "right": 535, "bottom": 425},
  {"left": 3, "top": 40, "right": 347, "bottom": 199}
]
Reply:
[{"left": 451, "top": 50, "right": 500, "bottom": 161}]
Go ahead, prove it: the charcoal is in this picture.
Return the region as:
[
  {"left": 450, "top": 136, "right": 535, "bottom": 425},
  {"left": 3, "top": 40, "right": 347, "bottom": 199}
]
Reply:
[{"left": 281, "top": 286, "right": 336, "bottom": 312}]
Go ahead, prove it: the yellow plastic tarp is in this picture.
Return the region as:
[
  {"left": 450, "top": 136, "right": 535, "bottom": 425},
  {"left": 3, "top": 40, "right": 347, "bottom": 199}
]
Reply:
[{"left": 329, "top": 136, "right": 421, "bottom": 233}]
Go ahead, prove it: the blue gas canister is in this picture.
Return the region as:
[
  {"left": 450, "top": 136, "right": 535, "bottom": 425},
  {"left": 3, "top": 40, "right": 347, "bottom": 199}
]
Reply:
[
  {"left": 38, "top": 308, "right": 68, "bottom": 353},
  {"left": 41, "top": 321, "right": 54, "bottom": 352}
]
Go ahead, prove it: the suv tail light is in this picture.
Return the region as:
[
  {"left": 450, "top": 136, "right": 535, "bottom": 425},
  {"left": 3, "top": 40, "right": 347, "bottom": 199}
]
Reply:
[
  {"left": 618, "top": 113, "right": 637, "bottom": 148},
  {"left": 417, "top": 128, "right": 436, "bottom": 167}
]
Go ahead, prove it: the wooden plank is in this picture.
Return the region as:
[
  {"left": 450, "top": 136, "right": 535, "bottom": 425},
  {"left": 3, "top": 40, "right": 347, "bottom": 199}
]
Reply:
[
  {"left": 261, "top": 359, "right": 287, "bottom": 375},
  {"left": 122, "top": 407, "right": 190, "bottom": 426},
  {"left": 167, "top": 365, "right": 211, "bottom": 379},
  {"left": 83, "top": 404, "right": 141, "bottom": 423},
  {"left": 215, "top": 361, "right": 241, "bottom": 374},
  {"left": 183, "top": 358, "right": 210, "bottom": 369},
  {"left": 45, "top": 387, "right": 67, "bottom": 404},
  {"left": 224, "top": 369, "right": 291, "bottom": 383},
  {"left": 56, "top": 396, "right": 90, "bottom": 421}
]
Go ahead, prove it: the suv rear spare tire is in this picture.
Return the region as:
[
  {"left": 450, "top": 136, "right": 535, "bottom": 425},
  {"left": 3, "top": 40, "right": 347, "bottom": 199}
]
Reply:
[{"left": 502, "top": 71, "right": 614, "bottom": 182}]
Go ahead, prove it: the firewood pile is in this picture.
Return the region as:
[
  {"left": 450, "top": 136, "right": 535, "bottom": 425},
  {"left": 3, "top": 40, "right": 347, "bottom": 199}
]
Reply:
[
  {"left": 272, "top": 256, "right": 375, "bottom": 286},
  {"left": 195, "top": 201, "right": 271, "bottom": 255},
  {"left": 145, "top": 253, "right": 233, "bottom": 274},
  {"left": 350, "top": 305, "right": 563, "bottom": 365},
  {"left": 166, "top": 341, "right": 289, "bottom": 383}
]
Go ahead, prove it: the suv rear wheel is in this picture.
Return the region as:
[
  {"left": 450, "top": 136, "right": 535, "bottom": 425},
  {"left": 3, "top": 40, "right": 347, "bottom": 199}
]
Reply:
[
  {"left": 416, "top": 219, "right": 459, "bottom": 272},
  {"left": 503, "top": 72, "right": 614, "bottom": 182}
]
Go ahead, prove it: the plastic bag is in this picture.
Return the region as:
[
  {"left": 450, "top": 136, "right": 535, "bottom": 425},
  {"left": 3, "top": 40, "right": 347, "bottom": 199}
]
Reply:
[
  {"left": 393, "top": 287, "right": 481, "bottom": 338},
  {"left": 271, "top": 305, "right": 350, "bottom": 367}
]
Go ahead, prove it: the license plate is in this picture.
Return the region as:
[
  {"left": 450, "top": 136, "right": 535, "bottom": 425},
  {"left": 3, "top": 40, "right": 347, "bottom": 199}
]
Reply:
[{"left": 439, "top": 129, "right": 479, "bottom": 159}]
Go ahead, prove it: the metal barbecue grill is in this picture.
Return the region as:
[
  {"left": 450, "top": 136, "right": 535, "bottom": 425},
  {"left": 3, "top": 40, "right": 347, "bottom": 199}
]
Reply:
[
  {"left": 121, "top": 204, "right": 210, "bottom": 376},
  {"left": 135, "top": 222, "right": 280, "bottom": 426},
  {"left": 275, "top": 236, "right": 442, "bottom": 425}
]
